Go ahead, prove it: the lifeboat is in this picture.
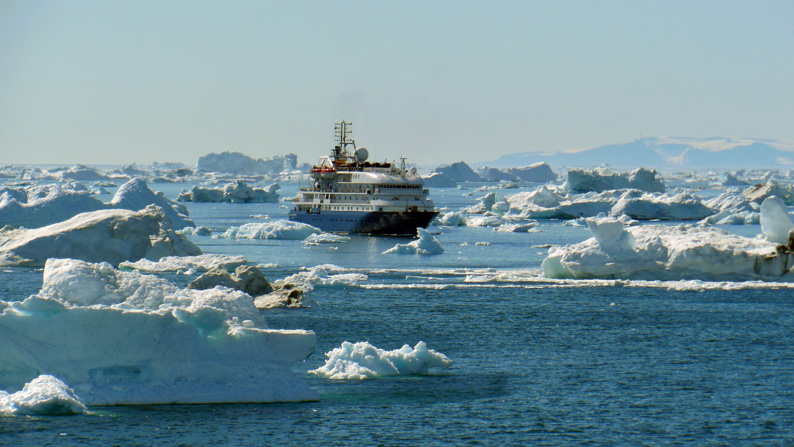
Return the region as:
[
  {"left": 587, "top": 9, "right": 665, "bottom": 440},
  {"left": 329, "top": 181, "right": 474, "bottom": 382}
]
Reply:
[
  {"left": 309, "top": 166, "right": 321, "bottom": 179},
  {"left": 320, "top": 166, "right": 336, "bottom": 179}
]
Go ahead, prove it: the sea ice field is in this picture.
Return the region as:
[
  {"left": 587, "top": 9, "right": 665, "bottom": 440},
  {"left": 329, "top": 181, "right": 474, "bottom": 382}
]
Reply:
[{"left": 1, "top": 165, "right": 794, "bottom": 446}]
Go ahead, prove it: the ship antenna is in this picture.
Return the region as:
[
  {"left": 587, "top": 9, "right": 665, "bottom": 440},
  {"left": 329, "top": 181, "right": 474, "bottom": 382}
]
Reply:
[{"left": 333, "top": 120, "right": 354, "bottom": 163}]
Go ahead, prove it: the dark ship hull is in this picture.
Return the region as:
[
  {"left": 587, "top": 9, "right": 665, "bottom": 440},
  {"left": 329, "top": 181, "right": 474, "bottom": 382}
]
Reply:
[{"left": 289, "top": 209, "right": 436, "bottom": 236}]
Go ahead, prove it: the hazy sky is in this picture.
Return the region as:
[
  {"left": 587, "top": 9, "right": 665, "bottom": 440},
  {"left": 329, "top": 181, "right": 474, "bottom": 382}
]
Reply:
[{"left": 1, "top": 1, "right": 792, "bottom": 166}]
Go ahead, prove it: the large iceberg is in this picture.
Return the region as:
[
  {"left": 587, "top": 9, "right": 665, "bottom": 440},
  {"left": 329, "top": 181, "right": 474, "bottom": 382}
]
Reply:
[
  {"left": 565, "top": 167, "right": 665, "bottom": 193},
  {"left": 197, "top": 152, "right": 298, "bottom": 175},
  {"left": 0, "top": 205, "right": 200, "bottom": 267},
  {"left": 309, "top": 341, "right": 452, "bottom": 380},
  {"left": 0, "top": 178, "right": 193, "bottom": 229},
  {"left": 0, "top": 258, "right": 318, "bottom": 405},
  {"left": 542, "top": 213, "right": 794, "bottom": 281},
  {"left": 177, "top": 181, "right": 281, "bottom": 203}
]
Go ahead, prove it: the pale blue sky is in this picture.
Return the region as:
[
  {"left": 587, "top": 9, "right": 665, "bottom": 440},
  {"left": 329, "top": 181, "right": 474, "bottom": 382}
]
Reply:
[{"left": 1, "top": 0, "right": 792, "bottom": 166}]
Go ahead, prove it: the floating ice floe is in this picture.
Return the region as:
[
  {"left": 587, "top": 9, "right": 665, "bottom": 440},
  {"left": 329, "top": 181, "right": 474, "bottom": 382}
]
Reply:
[
  {"left": 303, "top": 233, "right": 351, "bottom": 245},
  {"left": 542, "top": 201, "right": 794, "bottom": 281},
  {"left": 0, "top": 375, "right": 87, "bottom": 416},
  {"left": 382, "top": 228, "right": 444, "bottom": 255},
  {"left": 0, "top": 205, "right": 201, "bottom": 267},
  {"left": 177, "top": 226, "right": 213, "bottom": 236},
  {"left": 434, "top": 210, "right": 466, "bottom": 226},
  {"left": 0, "top": 258, "right": 317, "bottom": 405},
  {"left": 0, "top": 178, "right": 193, "bottom": 229},
  {"left": 309, "top": 341, "right": 452, "bottom": 380},
  {"left": 177, "top": 181, "right": 280, "bottom": 203},
  {"left": 276, "top": 264, "right": 368, "bottom": 292},
  {"left": 215, "top": 220, "right": 321, "bottom": 240},
  {"left": 119, "top": 254, "right": 247, "bottom": 273}
]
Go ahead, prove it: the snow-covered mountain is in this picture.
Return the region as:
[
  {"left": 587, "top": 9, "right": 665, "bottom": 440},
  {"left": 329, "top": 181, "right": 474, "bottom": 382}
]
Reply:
[{"left": 482, "top": 137, "right": 794, "bottom": 170}]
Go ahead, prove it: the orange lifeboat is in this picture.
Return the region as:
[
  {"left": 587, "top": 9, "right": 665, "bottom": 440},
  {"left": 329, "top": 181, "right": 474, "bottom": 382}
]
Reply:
[{"left": 320, "top": 166, "right": 336, "bottom": 179}]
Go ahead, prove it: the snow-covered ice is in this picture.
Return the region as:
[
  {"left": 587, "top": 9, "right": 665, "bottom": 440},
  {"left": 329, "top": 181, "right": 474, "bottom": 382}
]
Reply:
[
  {"left": 309, "top": 341, "right": 452, "bottom": 379},
  {"left": 0, "top": 206, "right": 201, "bottom": 267},
  {"left": 216, "top": 220, "right": 321, "bottom": 240},
  {"left": 0, "top": 258, "right": 317, "bottom": 405},
  {"left": 382, "top": 228, "right": 444, "bottom": 255},
  {"left": 0, "top": 375, "right": 87, "bottom": 416}
]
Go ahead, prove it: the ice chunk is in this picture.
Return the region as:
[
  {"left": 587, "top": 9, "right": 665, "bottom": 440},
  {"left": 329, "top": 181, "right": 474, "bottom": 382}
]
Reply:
[
  {"left": 215, "top": 220, "right": 321, "bottom": 240},
  {"left": 0, "top": 206, "right": 201, "bottom": 267},
  {"left": 309, "top": 341, "right": 452, "bottom": 380},
  {"left": 119, "top": 254, "right": 247, "bottom": 273},
  {"left": 543, "top": 223, "right": 794, "bottom": 281},
  {"left": 434, "top": 211, "right": 466, "bottom": 226},
  {"left": 0, "top": 375, "right": 86, "bottom": 416},
  {"left": 0, "top": 259, "right": 318, "bottom": 405},
  {"left": 760, "top": 196, "right": 794, "bottom": 245},
  {"left": 586, "top": 216, "right": 636, "bottom": 255},
  {"left": 110, "top": 178, "right": 192, "bottom": 229},
  {"left": 382, "top": 228, "right": 444, "bottom": 255},
  {"left": 276, "top": 264, "right": 368, "bottom": 291},
  {"left": 303, "top": 233, "right": 351, "bottom": 245}
]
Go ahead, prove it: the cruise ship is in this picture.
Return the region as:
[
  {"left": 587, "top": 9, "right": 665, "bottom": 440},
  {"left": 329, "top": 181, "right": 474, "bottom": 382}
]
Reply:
[{"left": 288, "top": 121, "right": 437, "bottom": 236}]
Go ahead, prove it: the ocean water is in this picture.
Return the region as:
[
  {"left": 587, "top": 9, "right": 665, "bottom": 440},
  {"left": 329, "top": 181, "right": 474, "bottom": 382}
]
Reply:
[{"left": 3, "top": 184, "right": 794, "bottom": 446}]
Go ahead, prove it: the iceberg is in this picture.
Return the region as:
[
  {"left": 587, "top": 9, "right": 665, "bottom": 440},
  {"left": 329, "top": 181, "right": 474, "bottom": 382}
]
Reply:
[
  {"left": 0, "top": 375, "right": 87, "bottom": 415},
  {"left": 309, "top": 341, "right": 452, "bottom": 380},
  {"left": 197, "top": 152, "right": 297, "bottom": 175},
  {"left": 382, "top": 228, "right": 444, "bottom": 255},
  {"left": 215, "top": 220, "right": 321, "bottom": 240},
  {"left": 565, "top": 167, "right": 665, "bottom": 193},
  {"left": 542, "top": 215, "right": 794, "bottom": 281},
  {"left": 0, "top": 178, "right": 193, "bottom": 229},
  {"left": 177, "top": 181, "right": 281, "bottom": 203},
  {"left": 760, "top": 197, "right": 794, "bottom": 245},
  {"left": 0, "top": 206, "right": 200, "bottom": 267},
  {"left": 0, "top": 258, "right": 318, "bottom": 405},
  {"left": 504, "top": 186, "right": 713, "bottom": 221}
]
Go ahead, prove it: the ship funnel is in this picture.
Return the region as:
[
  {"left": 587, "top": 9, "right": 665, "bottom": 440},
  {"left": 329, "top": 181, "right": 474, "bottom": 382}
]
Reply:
[{"left": 355, "top": 147, "right": 369, "bottom": 163}]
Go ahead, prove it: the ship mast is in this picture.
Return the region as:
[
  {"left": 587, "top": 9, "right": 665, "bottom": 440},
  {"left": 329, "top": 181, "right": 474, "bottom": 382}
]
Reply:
[{"left": 333, "top": 121, "right": 355, "bottom": 163}]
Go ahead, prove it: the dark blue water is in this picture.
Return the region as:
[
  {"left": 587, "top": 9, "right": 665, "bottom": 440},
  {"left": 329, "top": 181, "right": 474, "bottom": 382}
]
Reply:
[
  {"left": 5, "top": 284, "right": 793, "bottom": 446},
  {"left": 3, "top": 183, "right": 794, "bottom": 446}
]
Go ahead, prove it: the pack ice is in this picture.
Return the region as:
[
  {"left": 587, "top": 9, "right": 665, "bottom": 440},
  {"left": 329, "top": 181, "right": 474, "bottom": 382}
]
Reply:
[
  {"left": 0, "top": 258, "right": 318, "bottom": 405},
  {"left": 542, "top": 197, "right": 794, "bottom": 281}
]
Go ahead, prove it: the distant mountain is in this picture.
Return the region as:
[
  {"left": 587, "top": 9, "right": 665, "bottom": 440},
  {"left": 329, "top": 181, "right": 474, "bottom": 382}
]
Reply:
[{"left": 481, "top": 137, "right": 794, "bottom": 170}]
